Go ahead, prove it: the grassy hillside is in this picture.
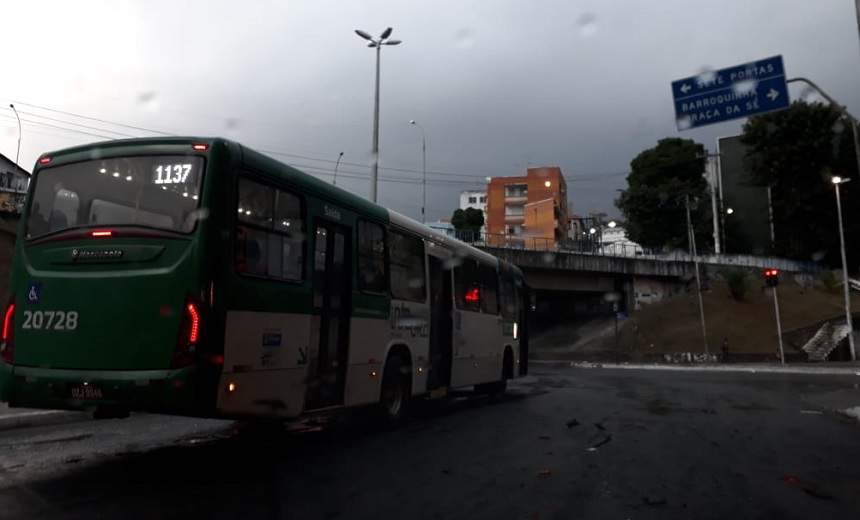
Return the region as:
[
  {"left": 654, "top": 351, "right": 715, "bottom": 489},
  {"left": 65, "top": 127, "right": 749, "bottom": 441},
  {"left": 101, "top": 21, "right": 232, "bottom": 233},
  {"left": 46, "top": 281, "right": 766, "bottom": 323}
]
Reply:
[{"left": 532, "top": 271, "right": 860, "bottom": 361}]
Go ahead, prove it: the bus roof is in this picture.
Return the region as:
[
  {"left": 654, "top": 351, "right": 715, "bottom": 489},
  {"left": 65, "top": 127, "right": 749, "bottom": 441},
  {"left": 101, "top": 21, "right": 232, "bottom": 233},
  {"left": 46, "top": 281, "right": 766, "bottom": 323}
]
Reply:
[{"left": 34, "top": 136, "right": 523, "bottom": 278}]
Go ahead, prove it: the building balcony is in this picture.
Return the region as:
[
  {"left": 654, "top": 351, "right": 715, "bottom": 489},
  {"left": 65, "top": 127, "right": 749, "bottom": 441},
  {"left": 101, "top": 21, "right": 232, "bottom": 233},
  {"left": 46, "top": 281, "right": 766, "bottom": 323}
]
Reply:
[
  {"left": 504, "top": 195, "right": 528, "bottom": 203},
  {"left": 504, "top": 214, "right": 525, "bottom": 223}
]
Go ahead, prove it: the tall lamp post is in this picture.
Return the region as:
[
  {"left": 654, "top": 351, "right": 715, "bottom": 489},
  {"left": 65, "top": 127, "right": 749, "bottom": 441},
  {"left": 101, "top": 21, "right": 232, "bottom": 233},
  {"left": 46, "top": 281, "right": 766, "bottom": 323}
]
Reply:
[
  {"left": 832, "top": 176, "right": 856, "bottom": 361},
  {"left": 355, "top": 27, "right": 401, "bottom": 203},
  {"left": 333, "top": 151, "right": 344, "bottom": 186},
  {"left": 9, "top": 104, "right": 21, "bottom": 174},
  {"left": 409, "top": 120, "right": 426, "bottom": 221}
]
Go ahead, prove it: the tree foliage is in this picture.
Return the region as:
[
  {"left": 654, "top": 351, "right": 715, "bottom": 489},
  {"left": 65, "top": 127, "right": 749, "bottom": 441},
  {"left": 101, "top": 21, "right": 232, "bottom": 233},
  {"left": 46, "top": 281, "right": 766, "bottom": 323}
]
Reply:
[
  {"left": 616, "top": 138, "right": 711, "bottom": 250},
  {"left": 740, "top": 101, "right": 860, "bottom": 267},
  {"left": 451, "top": 207, "right": 484, "bottom": 242},
  {"left": 723, "top": 269, "right": 749, "bottom": 301}
]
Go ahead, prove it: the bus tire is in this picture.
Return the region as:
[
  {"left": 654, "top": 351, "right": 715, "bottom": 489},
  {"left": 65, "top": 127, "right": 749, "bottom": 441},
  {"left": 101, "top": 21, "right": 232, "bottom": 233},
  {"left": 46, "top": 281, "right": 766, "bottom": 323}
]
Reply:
[
  {"left": 379, "top": 354, "right": 412, "bottom": 426},
  {"left": 380, "top": 354, "right": 411, "bottom": 425},
  {"left": 489, "top": 349, "right": 514, "bottom": 401}
]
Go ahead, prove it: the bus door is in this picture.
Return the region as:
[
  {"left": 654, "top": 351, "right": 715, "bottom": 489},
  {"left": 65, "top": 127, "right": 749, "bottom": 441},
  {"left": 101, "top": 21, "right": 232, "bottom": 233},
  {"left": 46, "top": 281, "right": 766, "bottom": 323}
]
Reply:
[
  {"left": 304, "top": 222, "right": 352, "bottom": 411},
  {"left": 427, "top": 254, "right": 453, "bottom": 390}
]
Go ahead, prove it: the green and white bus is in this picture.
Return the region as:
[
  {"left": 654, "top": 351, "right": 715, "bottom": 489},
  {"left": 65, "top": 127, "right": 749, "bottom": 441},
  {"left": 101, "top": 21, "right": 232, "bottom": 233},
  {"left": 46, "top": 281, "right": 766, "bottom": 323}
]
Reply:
[{"left": 0, "top": 137, "right": 529, "bottom": 422}]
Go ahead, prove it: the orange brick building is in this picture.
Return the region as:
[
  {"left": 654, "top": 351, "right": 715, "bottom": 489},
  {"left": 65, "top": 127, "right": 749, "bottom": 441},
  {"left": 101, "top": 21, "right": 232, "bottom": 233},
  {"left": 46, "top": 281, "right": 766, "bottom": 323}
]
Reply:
[{"left": 485, "top": 167, "right": 569, "bottom": 248}]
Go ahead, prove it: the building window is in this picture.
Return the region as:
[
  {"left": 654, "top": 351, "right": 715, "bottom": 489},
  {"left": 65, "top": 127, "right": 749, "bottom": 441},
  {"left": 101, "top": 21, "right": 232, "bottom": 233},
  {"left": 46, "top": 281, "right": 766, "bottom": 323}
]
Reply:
[
  {"left": 235, "top": 177, "right": 304, "bottom": 281},
  {"left": 389, "top": 230, "right": 426, "bottom": 302},
  {"left": 479, "top": 196, "right": 486, "bottom": 203},
  {"left": 358, "top": 220, "right": 387, "bottom": 294}
]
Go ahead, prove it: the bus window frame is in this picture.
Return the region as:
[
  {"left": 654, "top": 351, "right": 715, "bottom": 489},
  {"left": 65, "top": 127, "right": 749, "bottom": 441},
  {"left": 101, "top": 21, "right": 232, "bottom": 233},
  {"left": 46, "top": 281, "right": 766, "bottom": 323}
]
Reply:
[
  {"left": 233, "top": 172, "right": 306, "bottom": 283},
  {"left": 356, "top": 218, "right": 389, "bottom": 295},
  {"left": 388, "top": 228, "right": 427, "bottom": 303}
]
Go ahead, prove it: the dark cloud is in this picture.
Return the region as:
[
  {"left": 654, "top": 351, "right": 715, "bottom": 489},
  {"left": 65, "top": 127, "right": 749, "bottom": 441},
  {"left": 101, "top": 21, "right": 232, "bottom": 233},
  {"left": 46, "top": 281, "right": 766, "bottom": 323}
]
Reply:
[{"left": 2, "top": 0, "right": 859, "bottom": 222}]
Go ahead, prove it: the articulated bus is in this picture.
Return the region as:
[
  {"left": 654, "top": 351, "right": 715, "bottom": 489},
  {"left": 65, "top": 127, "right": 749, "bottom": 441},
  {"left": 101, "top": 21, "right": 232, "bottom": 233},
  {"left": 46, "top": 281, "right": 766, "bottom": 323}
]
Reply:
[{"left": 0, "top": 137, "right": 529, "bottom": 423}]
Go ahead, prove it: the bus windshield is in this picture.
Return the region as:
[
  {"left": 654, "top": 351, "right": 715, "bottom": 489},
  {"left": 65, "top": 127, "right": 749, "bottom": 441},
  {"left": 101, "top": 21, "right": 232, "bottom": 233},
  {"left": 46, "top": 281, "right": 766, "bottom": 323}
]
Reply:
[{"left": 25, "top": 155, "right": 205, "bottom": 239}]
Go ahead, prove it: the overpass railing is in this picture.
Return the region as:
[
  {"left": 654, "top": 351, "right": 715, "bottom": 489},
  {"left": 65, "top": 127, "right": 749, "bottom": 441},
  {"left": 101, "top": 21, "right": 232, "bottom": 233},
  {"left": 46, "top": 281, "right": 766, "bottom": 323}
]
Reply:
[{"left": 457, "top": 231, "right": 825, "bottom": 273}]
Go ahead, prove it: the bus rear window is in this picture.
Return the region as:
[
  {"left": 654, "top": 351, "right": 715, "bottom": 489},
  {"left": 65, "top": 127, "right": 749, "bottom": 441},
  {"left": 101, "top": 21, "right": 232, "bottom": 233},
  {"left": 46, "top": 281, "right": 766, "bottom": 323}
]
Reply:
[{"left": 26, "top": 155, "right": 204, "bottom": 239}]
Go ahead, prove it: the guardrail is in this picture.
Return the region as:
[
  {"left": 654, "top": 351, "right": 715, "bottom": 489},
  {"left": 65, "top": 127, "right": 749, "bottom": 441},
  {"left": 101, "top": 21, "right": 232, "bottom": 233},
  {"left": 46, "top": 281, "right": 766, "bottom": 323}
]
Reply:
[{"left": 455, "top": 231, "right": 825, "bottom": 273}]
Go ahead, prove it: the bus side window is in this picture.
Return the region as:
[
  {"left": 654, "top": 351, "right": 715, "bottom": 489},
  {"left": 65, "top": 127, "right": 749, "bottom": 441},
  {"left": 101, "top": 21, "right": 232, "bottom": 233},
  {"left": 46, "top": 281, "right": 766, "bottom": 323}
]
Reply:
[
  {"left": 479, "top": 263, "right": 499, "bottom": 314},
  {"left": 235, "top": 176, "right": 304, "bottom": 281},
  {"left": 454, "top": 259, "right": 481, "bottom": 312},
  {"left": 499, "top": 273, "right": 518, "bottom": 319},
  {"left": 357, "top": 220, "right": 387, "bottom": 294},
  {"left": 389, "top": 230, "right": 426, "bottom": 302}
]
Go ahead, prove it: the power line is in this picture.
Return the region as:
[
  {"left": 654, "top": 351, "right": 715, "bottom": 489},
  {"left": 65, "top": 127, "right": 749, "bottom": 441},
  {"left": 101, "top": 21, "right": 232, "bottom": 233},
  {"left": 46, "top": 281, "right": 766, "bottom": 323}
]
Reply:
[
  {"left": 5, "top": 101, "right": 629, "bottom": 187},
  {"left": 10, "top": 101, "right": 174, "bottom": 136}
]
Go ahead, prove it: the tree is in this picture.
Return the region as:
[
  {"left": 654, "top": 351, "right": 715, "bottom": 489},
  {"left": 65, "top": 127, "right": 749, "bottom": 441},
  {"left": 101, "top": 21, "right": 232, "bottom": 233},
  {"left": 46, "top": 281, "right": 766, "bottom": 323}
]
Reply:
[
  {"left": 615, "top": 138, "right": 711, "bottom": 250},
  {"left": 740, "top": 101, "right": 860, "bottom": 267},
  {"left": 451, "top": 207, "right": 484, "bottom": 242}
]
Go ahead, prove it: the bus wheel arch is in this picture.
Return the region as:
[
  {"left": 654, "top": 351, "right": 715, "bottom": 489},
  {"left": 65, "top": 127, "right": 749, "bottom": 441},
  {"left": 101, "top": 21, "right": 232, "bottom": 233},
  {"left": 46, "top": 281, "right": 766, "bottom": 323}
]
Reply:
[{"left": 379, "top": 344, "right": 412, "bottom": 424}]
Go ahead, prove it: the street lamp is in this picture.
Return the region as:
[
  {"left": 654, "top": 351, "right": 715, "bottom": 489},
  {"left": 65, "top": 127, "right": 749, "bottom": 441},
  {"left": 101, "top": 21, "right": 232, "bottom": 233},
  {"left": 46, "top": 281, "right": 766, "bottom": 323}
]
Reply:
[
  {"left": 832, "top": 175, "right": 856, "bottom": 361},
  {"left": 9, "top": 104, "right": 21, "bottom": 173},
  {"left": 409, "top": 120, "right": 426, "bottom": 222},
  {"left": 355, "top": 27, "right": 401, "bottom": 203},
  {"left": 332, "top": 151, "right": 344, "bottom": 186},
  {"left": 608, "top": 221, "right": 617, "bottom": 228}
]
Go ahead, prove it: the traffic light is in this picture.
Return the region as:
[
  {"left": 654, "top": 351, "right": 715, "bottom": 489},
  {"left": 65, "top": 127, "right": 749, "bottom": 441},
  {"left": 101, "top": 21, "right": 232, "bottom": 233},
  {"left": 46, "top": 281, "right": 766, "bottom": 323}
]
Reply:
[{"left": 764, "top": 269, "right": 779, "bottom": 287}]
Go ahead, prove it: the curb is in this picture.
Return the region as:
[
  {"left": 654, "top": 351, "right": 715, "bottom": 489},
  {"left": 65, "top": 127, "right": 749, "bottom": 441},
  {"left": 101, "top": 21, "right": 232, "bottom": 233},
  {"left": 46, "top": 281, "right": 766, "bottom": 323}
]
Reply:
[
  {"left": 0, "top": 410, "right": 90, "bottom": 432},
  {"left": 531, "top": 359, "right": 860, "bottom": 376}
]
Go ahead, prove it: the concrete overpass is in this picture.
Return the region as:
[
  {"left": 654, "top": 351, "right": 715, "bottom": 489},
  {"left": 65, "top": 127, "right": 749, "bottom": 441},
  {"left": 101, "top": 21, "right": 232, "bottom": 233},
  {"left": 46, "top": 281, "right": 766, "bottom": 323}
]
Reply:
[{"left": 476, "top": 244, "right": 824, "bottom": 328}]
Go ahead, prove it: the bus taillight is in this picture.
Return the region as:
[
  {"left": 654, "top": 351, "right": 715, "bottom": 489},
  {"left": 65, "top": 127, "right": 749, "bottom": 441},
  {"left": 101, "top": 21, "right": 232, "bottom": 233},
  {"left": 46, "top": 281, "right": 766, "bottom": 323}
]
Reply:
[
  {"left": 186, "top": 303, "right": 199, "bottom": 343},
  {"left": 171, "top": 300, "right": 201, "bottom": 369},
  {"left": 1, "top": 300, "right": 15, "bottom": 363}
]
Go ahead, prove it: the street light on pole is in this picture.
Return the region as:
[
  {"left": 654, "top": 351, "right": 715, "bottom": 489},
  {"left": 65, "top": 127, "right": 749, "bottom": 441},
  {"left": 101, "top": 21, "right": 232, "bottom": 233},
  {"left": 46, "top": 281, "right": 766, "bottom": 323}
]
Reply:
[
  {"left": 409, "top": 120, "right": 426, "bottom": 222},
  {"left": 355, "top": 27, "right": 401, "bottom": 203},
  {"left": 832, "top": 175, "right": 856, "bottom": 361},
  {"left": 332, "top": 152, "right": 344, "bottom": 186},
  {"left": 9, "top": 104, "right": 22, "bottom": 174}
]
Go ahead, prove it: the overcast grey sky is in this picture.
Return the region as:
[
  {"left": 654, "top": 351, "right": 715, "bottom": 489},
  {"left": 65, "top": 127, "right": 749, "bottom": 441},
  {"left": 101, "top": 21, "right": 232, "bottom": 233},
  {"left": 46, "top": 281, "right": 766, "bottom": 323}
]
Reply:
[{"left": 2, "top": 0, "right": 860, "bottom": 222}]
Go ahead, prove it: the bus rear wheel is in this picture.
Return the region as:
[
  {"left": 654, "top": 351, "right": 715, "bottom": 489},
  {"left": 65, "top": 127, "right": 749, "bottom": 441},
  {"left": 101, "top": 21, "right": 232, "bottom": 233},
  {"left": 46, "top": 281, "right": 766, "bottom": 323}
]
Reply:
[{"left": 380, "top": 355, "right": 411, "bottom": 425}]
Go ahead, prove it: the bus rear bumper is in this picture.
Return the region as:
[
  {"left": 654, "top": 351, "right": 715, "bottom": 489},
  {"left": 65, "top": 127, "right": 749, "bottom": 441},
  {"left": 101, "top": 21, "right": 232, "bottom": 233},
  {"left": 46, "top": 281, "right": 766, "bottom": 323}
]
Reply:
[{"left": 0, "top": 361, "right": 200, "bottom": 414}]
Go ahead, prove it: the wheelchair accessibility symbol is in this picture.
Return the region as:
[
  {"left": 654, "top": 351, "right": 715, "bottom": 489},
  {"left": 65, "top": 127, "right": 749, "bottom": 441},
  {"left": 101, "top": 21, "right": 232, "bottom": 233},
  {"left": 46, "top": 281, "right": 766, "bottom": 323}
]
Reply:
[{"left": 26, "top": 283, "right": 42, "bottom": 305}]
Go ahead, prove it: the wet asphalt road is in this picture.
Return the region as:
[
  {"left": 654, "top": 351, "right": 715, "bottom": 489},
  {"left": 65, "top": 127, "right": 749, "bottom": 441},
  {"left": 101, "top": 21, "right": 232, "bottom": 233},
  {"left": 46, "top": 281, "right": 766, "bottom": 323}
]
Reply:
[{"left": 0, "top": 364, "right": 859, "bottom": 520}]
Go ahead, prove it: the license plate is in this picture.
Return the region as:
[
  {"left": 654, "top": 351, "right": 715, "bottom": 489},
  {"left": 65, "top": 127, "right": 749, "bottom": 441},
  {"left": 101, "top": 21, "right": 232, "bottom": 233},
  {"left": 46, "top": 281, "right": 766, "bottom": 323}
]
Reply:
[{"left": 70, "top": 384, "right": 103, "bottom": 399}]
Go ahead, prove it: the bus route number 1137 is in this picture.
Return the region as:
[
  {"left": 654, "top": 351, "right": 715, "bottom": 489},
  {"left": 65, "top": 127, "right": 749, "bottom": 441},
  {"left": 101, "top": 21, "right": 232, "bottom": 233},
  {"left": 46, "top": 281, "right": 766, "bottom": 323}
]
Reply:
[{"left": 22, "top": 310, "right": 79, "bottom": 330}]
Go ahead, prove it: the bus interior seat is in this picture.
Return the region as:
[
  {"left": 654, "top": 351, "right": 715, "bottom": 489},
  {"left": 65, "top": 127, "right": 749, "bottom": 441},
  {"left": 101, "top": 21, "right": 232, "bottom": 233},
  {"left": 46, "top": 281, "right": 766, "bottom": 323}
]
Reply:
[{"left": 49, "top": 211, "right": 68, "bottom": 231}]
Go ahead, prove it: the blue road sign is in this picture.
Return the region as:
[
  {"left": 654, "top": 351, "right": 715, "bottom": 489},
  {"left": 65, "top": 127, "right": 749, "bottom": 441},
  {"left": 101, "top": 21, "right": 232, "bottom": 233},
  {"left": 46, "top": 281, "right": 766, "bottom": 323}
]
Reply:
[
  {"left": 671, "top": 55, "right": 790, "bottom": 130},
  {"left": 616, "top": 311, "right": 629, "bottom": 320}
]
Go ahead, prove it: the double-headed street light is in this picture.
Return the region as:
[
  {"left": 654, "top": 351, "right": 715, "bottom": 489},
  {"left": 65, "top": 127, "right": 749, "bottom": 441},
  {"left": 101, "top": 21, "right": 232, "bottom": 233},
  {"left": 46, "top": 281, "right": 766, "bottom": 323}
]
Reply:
[
  {"left": 409, "top": 120, "right": 426, "bottom": 222},
  {"left": 355, "top": 27, "right": 401, "bottom": 203},
  {"left": 832, "top": 175, "right": 856, "bottom": 361}
]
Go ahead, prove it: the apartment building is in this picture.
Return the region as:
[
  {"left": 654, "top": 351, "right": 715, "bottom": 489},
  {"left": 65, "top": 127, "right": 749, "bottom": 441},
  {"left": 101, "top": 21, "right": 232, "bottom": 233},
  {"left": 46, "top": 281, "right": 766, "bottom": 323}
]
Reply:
[{"left": 485, "top": 166, "right": 569, "bottom": 248}]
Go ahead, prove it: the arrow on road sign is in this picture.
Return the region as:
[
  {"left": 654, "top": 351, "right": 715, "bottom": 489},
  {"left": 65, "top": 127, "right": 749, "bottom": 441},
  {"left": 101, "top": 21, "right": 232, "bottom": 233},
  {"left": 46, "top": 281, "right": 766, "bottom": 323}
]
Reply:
[
  {"left": 680, "top": 84, "right": 691, "bottom": 94},
  {"left": 767, "top": 88, "right": 780, "bottom": 101}
]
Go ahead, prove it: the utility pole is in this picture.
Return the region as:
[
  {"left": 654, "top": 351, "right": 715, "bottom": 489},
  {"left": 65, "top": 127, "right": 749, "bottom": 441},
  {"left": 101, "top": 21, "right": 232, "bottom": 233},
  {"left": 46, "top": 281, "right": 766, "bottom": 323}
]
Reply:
[
  {"left": 698, "top": 152, "right": 722, "bottom": 254},
  {"left": 686, "top": 195, "right": 709, "bottom": 355}
]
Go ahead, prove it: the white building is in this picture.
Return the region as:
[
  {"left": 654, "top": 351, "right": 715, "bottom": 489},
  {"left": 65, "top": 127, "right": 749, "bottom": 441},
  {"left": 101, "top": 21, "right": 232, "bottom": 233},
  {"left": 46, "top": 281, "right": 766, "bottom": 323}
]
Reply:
[
  {"left": 0, "top": 152, "right": 30, "bottom": 214},
  {"left": 460, "top": 190, "right": 486, "bottom": 212},
  {"left": 459, "top": 190, "right": 487, "bottom": 233},
  {"left": 600, "top": 226, "right": 643, "bottom": 256}
]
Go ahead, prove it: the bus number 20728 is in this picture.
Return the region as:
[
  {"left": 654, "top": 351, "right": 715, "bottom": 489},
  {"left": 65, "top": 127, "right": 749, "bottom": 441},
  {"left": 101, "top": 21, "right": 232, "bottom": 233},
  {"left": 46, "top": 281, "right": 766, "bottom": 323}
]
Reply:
[{"left": 21, "top": 310, "right": 79, "bottom": 330}]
